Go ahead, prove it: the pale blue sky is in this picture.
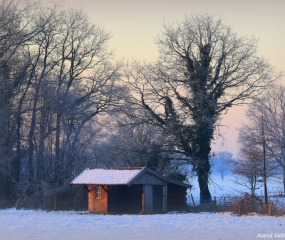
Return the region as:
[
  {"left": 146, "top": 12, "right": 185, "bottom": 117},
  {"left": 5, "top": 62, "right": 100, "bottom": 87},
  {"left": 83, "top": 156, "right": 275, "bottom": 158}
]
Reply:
[{"left": 61, "top": 0, "right": 285, "bottom": 156}]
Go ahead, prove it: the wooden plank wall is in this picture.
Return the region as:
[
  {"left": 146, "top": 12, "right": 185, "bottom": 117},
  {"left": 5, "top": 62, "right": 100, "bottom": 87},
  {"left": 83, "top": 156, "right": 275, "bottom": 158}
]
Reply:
[
  {"left": 88, "top": 185, "right": 108, "bottom": 213},
  {"left": 132, "top": 172, "right": 165, "bottom": 185}
]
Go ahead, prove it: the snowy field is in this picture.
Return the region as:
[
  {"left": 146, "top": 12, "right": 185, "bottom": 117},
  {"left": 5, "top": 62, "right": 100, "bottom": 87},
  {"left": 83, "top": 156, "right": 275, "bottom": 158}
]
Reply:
[
  {"left": 1, "top": 209, "right": 285, "bottom": 240},
  {"left": 188, "top": 172, "right": 285, "bottom": 204}
]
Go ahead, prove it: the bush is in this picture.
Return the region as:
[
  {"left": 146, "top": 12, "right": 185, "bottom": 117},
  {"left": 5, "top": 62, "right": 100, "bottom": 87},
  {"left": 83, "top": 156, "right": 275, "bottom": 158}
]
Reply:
[
  {"left": 16, "top": 183, "right": 87, "bottom": 211},
  {"left": 188, "top": 193, "right": 285, "bottom": 216}
]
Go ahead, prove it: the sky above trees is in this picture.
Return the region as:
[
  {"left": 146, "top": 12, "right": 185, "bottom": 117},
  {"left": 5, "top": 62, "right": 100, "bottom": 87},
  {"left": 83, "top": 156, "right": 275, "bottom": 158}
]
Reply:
[{"left": 62, "top": 0, "right": 285, "bottom": 156}]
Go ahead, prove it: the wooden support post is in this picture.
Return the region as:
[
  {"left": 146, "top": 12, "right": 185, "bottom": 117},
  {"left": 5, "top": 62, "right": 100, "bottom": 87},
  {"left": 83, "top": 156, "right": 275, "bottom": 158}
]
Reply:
[
  {"left": 141, "top": 188, "right": 144, "bottom": 213},
  {"left": 144, "top": 185, "right": 153, "bottom": 213},
  {"left": 163, "top": 184, "right": 167, "bottom": 213}
]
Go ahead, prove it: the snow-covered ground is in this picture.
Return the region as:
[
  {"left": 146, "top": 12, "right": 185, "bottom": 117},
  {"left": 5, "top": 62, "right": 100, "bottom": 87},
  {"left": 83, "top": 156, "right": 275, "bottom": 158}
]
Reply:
[
  {"left": 1, "top": 208, "right": 285, "bottom": 240},
  {"left": 2, "top": 167, "right": 285, "bottom": 240}
]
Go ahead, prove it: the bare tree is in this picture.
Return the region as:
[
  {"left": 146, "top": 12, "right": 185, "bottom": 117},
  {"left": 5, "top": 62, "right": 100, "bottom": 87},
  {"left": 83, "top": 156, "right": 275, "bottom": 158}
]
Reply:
[
  {"left": 0, "top": 0, "right": 38, "bottom": 200},
  {"left": 211, "top": 151, "right": 233, "bottom": 180},
  {"left": 232, "top": 147, "right": 263, "bottom": 196},
  {"left": 125, "top": 14, "right": 277, "bottom": 202},
  {"left": 260, "top": 85, "right": 285, "bottom": 195},
  {"left": 237, "top": 100, "right": 278, "bottom": 202},
  {"left": 23, "top": 8, "right": 120, "bottom": 188},
  {"left": 106, "top": 118, "right": 171, "bottom": 168},
  {"left": 0, "top": 1, "right": 121, "bottom": 199}
]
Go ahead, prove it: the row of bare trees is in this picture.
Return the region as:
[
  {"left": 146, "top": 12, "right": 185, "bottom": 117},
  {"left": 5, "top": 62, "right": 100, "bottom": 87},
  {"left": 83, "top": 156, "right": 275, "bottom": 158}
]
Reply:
[
  {"left": 0, "top": 1, "right": 280, "bottom": 203},
  {"left": 232, "top": 86, "right": 285, "bottom": 201},
  {"left": 0, "top": 1, "right": 122, "bottom": 200}
]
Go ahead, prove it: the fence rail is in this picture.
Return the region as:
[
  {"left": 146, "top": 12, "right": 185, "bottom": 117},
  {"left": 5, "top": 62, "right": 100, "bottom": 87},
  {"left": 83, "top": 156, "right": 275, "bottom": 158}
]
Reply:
[
  {"left": 0, "top": 200, "right": 17, "bottom": 209},
  {"left": 0, "top": 197, "right": 87, "bottom": 212},
  {"left": 2, "top": 195, "right": 284, "bottom": 216}
]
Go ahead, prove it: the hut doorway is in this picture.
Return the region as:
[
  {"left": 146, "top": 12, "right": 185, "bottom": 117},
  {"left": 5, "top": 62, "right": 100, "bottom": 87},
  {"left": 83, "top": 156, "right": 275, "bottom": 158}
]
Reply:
[{"left": 108, "top": 185, "right": 142, "bottom": 214}]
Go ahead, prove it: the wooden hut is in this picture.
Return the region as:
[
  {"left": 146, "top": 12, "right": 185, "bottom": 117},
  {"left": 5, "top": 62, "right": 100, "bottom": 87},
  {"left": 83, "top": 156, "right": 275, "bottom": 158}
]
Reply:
[{"left": 70, "top": 167, "right": 191, "bottom": 214}]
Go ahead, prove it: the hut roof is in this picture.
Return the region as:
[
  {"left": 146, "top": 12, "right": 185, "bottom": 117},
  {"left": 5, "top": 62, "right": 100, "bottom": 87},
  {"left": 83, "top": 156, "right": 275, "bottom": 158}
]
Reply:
[
  {"left": 70, "top": 167, "right": 144, "bottom": 185},
  {"left": 70, "top": 167, "right": 191, "bottom": 188}
]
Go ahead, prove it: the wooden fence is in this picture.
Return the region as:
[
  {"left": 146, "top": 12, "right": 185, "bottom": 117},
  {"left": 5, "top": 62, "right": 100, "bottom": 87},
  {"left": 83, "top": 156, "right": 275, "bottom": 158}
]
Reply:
[
  {"left": 0, "top": 195, "right": 87, "bottom": 211},
  {"left": 0, "top": 200, "right": 17, "bottom": 209},
  {"left": 189, "top": 195, "right": 283, "bottom": 216}
]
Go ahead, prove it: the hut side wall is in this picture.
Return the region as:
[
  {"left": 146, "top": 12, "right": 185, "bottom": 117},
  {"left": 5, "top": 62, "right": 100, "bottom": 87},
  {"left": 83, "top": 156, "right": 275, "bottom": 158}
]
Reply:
[{"left": 88, "top": 185, "right": 108, "bottom": 214}]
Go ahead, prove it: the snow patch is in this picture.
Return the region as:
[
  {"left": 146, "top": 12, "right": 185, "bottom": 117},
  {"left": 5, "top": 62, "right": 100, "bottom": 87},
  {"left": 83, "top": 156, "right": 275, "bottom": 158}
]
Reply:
[{"left": 1, "top": 209, "right": 285, "bottom": 240}]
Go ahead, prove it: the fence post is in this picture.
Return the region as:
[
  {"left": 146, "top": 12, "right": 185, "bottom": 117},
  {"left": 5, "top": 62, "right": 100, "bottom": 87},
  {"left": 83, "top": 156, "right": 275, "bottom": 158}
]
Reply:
[
  {"left": 15, "top": 199, "right": 20, "bottom": 210},
  {"left": 268, "top": 201, "right": 273, "bottom": 216},
  {"left": 53, "top": 196, "right": 57, "bottom": 211},
  {"left": 74, "top": 196, "right": 77, "bottom": 211},
  {"left": 238, "top": 200, "right": 243, "bottom": 216}
]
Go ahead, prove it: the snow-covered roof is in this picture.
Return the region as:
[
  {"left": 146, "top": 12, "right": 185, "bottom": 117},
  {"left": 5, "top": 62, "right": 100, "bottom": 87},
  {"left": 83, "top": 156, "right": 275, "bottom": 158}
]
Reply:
[
  {"left": 70, "top": 167, "right": 191, "bottom": 188},
  {"left": 70, "top": 168, "right": 145, "bottom": 185}
]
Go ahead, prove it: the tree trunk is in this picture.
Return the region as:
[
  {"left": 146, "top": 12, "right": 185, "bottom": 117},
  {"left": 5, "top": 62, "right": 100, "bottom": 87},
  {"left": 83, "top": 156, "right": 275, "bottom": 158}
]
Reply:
[
  {"left": 0, "top": 63, "right": 10, "bottom": 200},
  {"left": 10, "top": 112, "right": 22, "bottom": 197},
  {"left": 36, "top": 100, "right": 47, "bottom": 184},
  {"left": 54, "top": 110, "right": 62, "bottom": 186},
  {"left": 262, "top": 114, "right": 268, "bottom": 206},
  {"left": 0, "top": 112, "right": 8, "bottom": 200},
  {"left": 283, "top": 167, "right": 285, "bottom": 196},
  {"left": 196, "top": 152, "right": 212, "bottom": 203},
  {"left": 193, "top": 123, "right": 213, "bottom": 203},
  {"left": 27, "top": 86, "right": 39, "bottom": 192},
  {"left": 197, "top": 170, "right": 211, "bottom": 203}
]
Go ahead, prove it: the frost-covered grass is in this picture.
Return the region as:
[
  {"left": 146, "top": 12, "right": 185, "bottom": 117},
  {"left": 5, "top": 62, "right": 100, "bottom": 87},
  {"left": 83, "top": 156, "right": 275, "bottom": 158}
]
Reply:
[{"left": 1, "top": 208, "right": 285, "bottom": 240}]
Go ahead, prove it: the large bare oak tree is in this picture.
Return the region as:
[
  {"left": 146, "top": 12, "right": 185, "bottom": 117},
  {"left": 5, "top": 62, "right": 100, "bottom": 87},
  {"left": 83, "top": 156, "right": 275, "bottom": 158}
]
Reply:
[{"left": 125, "top": 14, "right": 277, "bottom": 202}]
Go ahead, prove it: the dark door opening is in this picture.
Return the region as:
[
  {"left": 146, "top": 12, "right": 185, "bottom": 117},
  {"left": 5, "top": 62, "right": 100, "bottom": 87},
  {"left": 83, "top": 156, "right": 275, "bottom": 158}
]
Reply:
[{"left": 108, "top": 185, "right": 142, "bottom": 214}]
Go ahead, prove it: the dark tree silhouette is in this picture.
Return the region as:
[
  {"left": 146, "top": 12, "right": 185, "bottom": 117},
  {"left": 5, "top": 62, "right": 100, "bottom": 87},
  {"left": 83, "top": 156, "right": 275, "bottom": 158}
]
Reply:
[{"left": 125, "top": 14, "right": 277, "bottom": 203}]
